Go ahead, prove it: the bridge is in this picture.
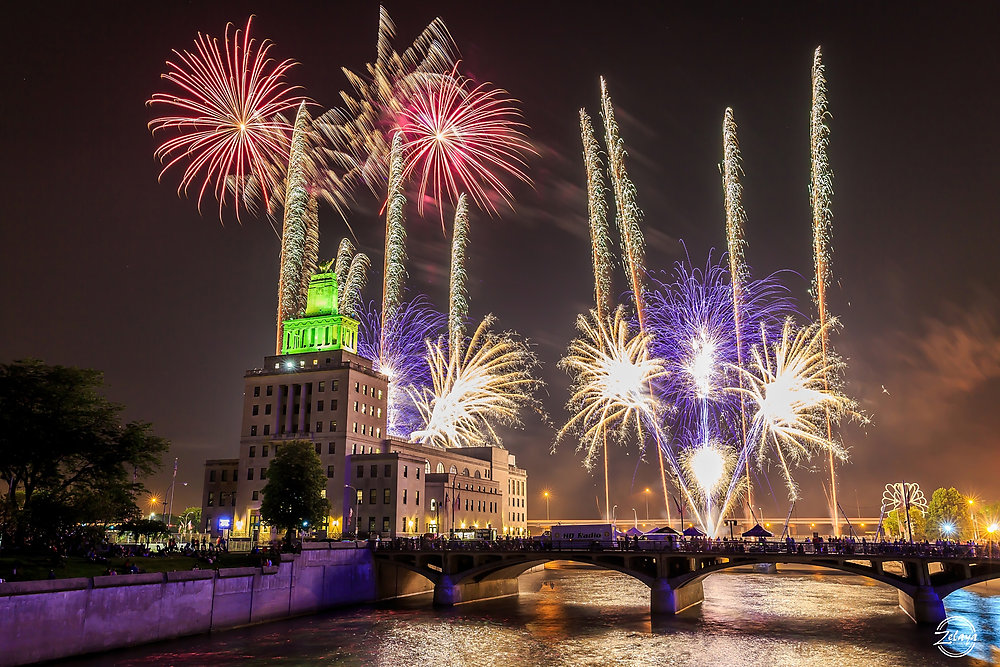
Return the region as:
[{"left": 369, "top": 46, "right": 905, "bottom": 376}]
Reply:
[{"left": 373, "top": 539, "right": 1000, "bottom": 625}]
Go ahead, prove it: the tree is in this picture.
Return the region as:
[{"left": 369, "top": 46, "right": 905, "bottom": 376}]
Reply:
[
  {"left": 259, "top": 440, "right": 329, "bottom": 545},
  {"left": 120, "top": 518, "right": 169, "bottom": 545},
  {"left": 885, "top": 508, "right": 926, "bottom": 541},
  {"left": 0, "top": 360, "right": 169, "bottom": 549},
  {"left": 179, "top": 506, "right": 202, "bottom": 532},
  {"left": 925, "top": 487, "right": 972, "bottom": 541}
]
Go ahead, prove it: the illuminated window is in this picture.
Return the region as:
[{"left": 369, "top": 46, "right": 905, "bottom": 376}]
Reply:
[
  {"left": 316, "top": 422, "right": 323, "bottom": 433},
  {"left": 327, "top": 465, "right": 335, "bottom": 478},
  {"left": 416, "top": 491, "right": 419, "bottom": 506},
  {"left": 353, "top": 422, "right": 358, "bottom": 433},
  {"left": 253, "top": 386, "right": 260, "bottom": 397},
  {"left": 354, "top": 401, "right": 359, "bottom": 412},
  {"left": 330, "top": 420, "right": 337, "bottom": 432},
  {"left": 382, "top": 517, "right": 390, "bottom": 532},
  {"left": 332, "top": 380, "right": 339, "bottom": 391},
  {"left": 403, "top": 489, "right": 408, "bottom": 504},
  {"left": 207, "top": 492, "right": 214, "bottom": 507},
  {"left": 376, "top": 407, "right": 382, "bottom": 419},
  {"left": 364, "top": 384, "right": 369, "bottom": 396},
  {"left": 355, "top": 382, "right": 360, "bottom": 392},
  {"left": 250, "top": 425, "right": 257, "bottom": 436},
  {"left": 378, "top": 389, "right": 383, "bottom": 400},
  {"left": 369, "top": 489, "right": 377, "bottom": 504},
  {"left": 403, "top": 465, "right": 408, "bottom": 478},
  {"left": 318, "top": 381, "right": 325, "bottom": 392}
]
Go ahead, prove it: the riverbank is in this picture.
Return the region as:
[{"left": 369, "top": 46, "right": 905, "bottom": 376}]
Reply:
[{"left": 0, "top": 542, "right": 376, "bottom": 666}]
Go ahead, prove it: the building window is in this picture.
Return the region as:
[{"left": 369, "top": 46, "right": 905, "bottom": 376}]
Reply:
[
  {"left": 378, "top": 389, "right": 383, "bottom": 400},
  {"left": 327, "top": 465, "right": 336, "bottom": 478},
  {"left": 330, "top": 420, "right": 337, "bottom": 432},
  {"left": 318, "top": 381, "right": 325, "bottom": 392},
  {"left": 315, "top": 443, "right": 322, "bottom": 454},
  {"left": 384, "top": 464, "right": 391, "bottom": 477},
  {"left": 253, "top": 386, "right": 260, "bottom": 397},
  {"left": 262, "top": 445, "right": 269, "bottom": 457},
  {"left": 368, "top": 517, "right": 376, "bottom": 533},
  {"left": 263, "top": 425, "right": 270, "bottom": 435},
  {"left": 252, "top": 490, "right": 259, "bottom": 501},
  {"left": 376, "top": 407, "right": 382, "bottom": 419},
  {"left": 362, "top": 424, "right": 367, "bottom": 435},
  {"left": 249, "top": 446, "right": 256, "bottom": 457},
  {"left": 369, "top": 489, "right": 377, "bottom": 505},
  {"left": 250, "top": 425, "right": 257, "bottom": 436},
  {"left": 332, "top": 380, "right": 339, "bottom": 391},
  {"left": 252, "top": 405, "right": 259, "bottom": 416},
  {"left": 383, "top": 488, "right": 391, "bottom": 504},
  {"left": 354, "top": 401, "right": 359, "bottom": 412},
  {"left": 403, "top": 465, "right": 408, "bottom": 478},
  {"left": 231, "top": 494, "right": 236, "bottom": 507},
  {"left": 416, "top": 467, "right": 420, "bottom": 480},
  {"left": 317, "top": 400, "right": 324, "bottom": 411},
  {"left": 370, "top": 465, "right": 377, "bottom": 477},
  {"left": 357, "top": 465, "right": 364, "bottom": 478},
  {"left": 403, "top": 489, "right": 407, "bottom": 504},
  {"left": 265, "top": 404, "right": 272, "bottom": 415},
  {"left": 361, "top": 403, "right": 367, "bottom": 415},
  {"left": 207, "top": 492, "right": 214, "bottom": 507},
  {"left": 266, "top": 385, "right": 273, "bottom": 396},
  {"left": 382, "top": 517, "right": 390, "bottom": 533},
  {"left": 260, "top": 468, "right": 267, "bottom": 480},
  {"left": 316, "top": 421, "right": 323, "bottom": 433},
  {"left": 221, "top": 470, "right": 228, "bottom": 482},
  {"left": 416, "top": 490, "right": 419, "bottom": 506},
  {"left": 353, "top": 422, "right": 358, "bottom": 433},
  {"left": 356, "top": 490, "right": 363, "bottom": 505},
  {"left": 209, "top": 470, "right": 216, "bottom": 482},
  {"left": 375, "top": 427, "right": 381, "bottom": 439},
  {"left": 328, "top": 442, "right": 335, "bottom": 455},
  {"left": 355, "top": 382, "right": 360, "bottom": 392},
  {"left": 247, "top": 468, "right": 254, "bottom": 480},
  {"left": 431, "top": 499, "right": 437, "bottom": 511}
]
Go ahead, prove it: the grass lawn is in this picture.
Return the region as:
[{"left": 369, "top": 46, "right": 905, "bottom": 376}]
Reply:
[{"left": 0, "top": 552, "right": 260, "bottom": 582}]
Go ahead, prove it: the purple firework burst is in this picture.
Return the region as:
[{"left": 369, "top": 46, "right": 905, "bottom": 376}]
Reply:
[{"left": 357, "top": 295, "right": 447, "bottom": 438}]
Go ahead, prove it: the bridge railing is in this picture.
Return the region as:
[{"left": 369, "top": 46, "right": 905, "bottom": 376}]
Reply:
[{"left": 373, "top": 537, "right": 996, "bottom": 560}]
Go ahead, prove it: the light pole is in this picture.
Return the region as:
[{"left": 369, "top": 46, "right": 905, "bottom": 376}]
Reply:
[
  {"left": 968, "top": 499, "right": 979, "bottom": 541},
  {"left": 632, "top": 508, "right": 638, "bottom": 529},
  {"left": 148, "top": 494, "right": 158, "bottom": 521},
  {"left": 344, "top": 485, "right": 360, "bottom": 538},
  {"left": 988, "top": 523, "right": 998, "bottom": 558},
  {"left": 612, "top": 504, "right": 618, "bottom": 527},
  {"left": 166, "top": 458, "right": 178, "bottom": 527},
  {"left": 543, "top": 491, "right": 550, "bottom": 523},
  {"left": 644, "top": 488, "right": 650, "bottom": 521}
]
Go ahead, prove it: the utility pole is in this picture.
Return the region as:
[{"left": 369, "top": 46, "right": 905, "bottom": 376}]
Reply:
[{"left": 166, "top": 458, "right": 178, "bottom": 527}]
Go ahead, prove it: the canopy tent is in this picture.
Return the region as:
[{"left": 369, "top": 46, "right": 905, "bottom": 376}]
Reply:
[
  {"left": 742, "top": 523, "right": 774, "bottom": 538},
  {"left": 625, "top": 526, "right": 644, "bottom": 537},
  {"left": 647, "top": 525, "right": 681, "bottom": 536},
  {"left": 682, "top": 526, "right": 706, "bottom": 537}
]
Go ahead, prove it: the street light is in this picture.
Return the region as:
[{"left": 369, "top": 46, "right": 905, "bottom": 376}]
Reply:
[
  {"left": 543, "top": 491, "right": 550, "bottom": 522},
  {"left": 344, "top": 485, "right": 360, "bottom": 538},
  {"left": 968, "top": 499, "right": 979, "bottom": 541},
  {"left": 148, "top": 495, "right": 159, "bottom": 520},
  {"left": 612, "top": 504, "right": 618, "bottom": 527},
  {"left": 632, "top": 508, "right": 638, "bottom": 529}
]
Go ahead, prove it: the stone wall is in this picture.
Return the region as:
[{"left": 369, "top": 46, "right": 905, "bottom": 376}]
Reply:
[{"left": 0, "top": 542, "right": 377, "bottom": 666}]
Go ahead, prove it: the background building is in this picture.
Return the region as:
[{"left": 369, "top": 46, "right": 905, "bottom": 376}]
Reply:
[{"left": 201, "top": 272, "right": 529, "bottom": 542}]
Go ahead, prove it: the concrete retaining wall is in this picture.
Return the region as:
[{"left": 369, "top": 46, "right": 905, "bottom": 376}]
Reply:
[{"left": 0, "top": 543, "right": 376, "bottom": 666}]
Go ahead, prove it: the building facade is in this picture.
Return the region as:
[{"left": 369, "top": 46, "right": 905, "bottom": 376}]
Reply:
[{"left": 201, "top": 271, "right": 529, "bottom": 541}]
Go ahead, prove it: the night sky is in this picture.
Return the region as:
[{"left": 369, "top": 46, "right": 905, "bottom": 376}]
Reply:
[{"left": 2, "top": 2, "right": 999, "bottom": 521}]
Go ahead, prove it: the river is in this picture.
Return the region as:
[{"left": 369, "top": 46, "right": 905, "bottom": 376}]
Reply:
[{"left": 69, "top": 565, "right": 999, "bottom": 665}]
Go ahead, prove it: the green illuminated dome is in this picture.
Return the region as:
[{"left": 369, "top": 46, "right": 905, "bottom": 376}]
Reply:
[{"left": 280, "top": 273, "right": 359, "bottom": 354}]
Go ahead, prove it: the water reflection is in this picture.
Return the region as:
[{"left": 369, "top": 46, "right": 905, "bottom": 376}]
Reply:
[{"left": 70, "top": 566, "right": 998, "bottom": 666}]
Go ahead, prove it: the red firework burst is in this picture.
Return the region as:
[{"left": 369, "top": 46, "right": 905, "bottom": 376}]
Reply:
[
  {"left": 398, "top": 68, "right": 534, "bottom": 221},
  {"left": 148, "top": 16, "right": 305, "bottom": 221}
]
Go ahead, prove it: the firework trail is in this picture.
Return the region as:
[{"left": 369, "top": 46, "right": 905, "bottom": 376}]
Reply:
[
  {"left": 718, "top": 317, "right": 852, "bottom": 520},
  {"left": 148, "top": 16, "right": 305, "bottom": 221},
  {"left": 580, "top": 107, "right": 615, "bottom": 520},
  {"left": 358, "top": 296, "right": 447, "bottom": 437},
  {"left": 599, "top": 78, "right": 647, "bottom": 329},
  {"left": 409, "top": 315, "right": 540, "bottom": 448},
  {"left": 810, "top": 46, "right": 839, "bottom": 534},
  {"left": 340, "top": 253, "right": 371, "bottom": 319},
  {"left": 333, "top": 238, "right": 357, "bottom": 297},
  {"left": 448, "top": 194, "right": 471, "bottom": 366},
  {"left": 276, "top": 101, "right": 315, "bottom": 351},
  {"left": 722, "top": 107, "right": 754, "bottom": 515},
  {"left": 580, "top": 109, "right": 614, "bottom": 320},
  {"left": 599, "top": 77, "right": 673, "bottom": 522},
  {"left": 679, "top": 438, "right": 739, "bottom": 536},
  {"left": 399, "top": 67, "right": 535, "bottom": 225},
  {"left": 382, "top": 132, "right": 408, "bottom": 329}
]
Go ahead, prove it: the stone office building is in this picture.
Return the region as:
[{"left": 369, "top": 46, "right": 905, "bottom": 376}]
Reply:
[{"left": 201, "top": 270, "right": 529, "bottom": 541}]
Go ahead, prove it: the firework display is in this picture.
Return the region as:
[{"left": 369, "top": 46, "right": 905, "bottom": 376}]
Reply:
[
  {"left": 810, "top": 47, "right": 841, "bottom": 534},
  {"left": 148, "top": 17, "right": 305, "bottom": 221},
  {"left": 357, "top": 297, "right": 447, "bottom": 438},
  {"left": 399, "top": 68, "right": 534, "bottom": 223}
]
